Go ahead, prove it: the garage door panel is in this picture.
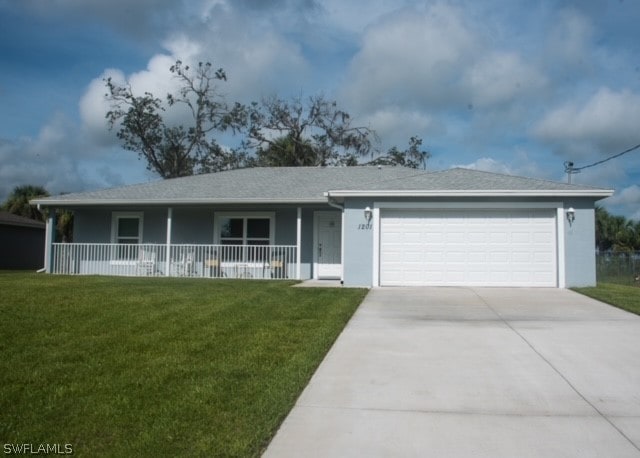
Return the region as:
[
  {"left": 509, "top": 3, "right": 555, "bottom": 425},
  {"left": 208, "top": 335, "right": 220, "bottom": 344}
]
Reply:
[
  {"left": 380, "top": 209, "right": 557, "bottom": 287},
  {"left": 512, "top": 233, "right": 531, "bottom": 243},
  {"left": 446, "top": 232, "right": 465, "bottom": 243},
  {"left": 425, "top": 252, "right": 444, "bottom": 262},
  {"left": 468, "top": 252, "right": 486, "bottom": 262},
  {"left": 512, "top": 252, "right": 532, "bottom": 263},
  {"left": 423, "top": 233, "right": 444, "bottom": 243}
]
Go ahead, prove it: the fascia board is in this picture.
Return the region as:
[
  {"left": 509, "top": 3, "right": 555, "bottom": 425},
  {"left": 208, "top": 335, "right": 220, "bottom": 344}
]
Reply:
[
  {"left": 31, "top": 197, "right": 328, "bottom": 207},
  {"left": 325, "top": 189, "right": 614, "bottom": 198}
]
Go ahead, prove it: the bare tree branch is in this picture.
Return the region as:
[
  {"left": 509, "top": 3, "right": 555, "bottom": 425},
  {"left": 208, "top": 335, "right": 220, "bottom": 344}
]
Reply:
[{"left": 105, "top": 60, "right": 244, "bottom": 178}]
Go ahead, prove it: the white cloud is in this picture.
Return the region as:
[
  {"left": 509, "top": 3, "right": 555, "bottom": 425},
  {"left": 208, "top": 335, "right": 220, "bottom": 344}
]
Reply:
[
  {"left": 606, "top": 184, "right": 640, "bottom": 207},
  {"left": 600, "top": 185, "right": 640, "bottom": 221},
  {"left": 533, "top": 87, "right": 640, "bottom": 158},
  {"left": 79, "top": 69, "right": 125, "bottom": 146},
  {"left": 188, "top": 19, "right": 310, "bottom": 100},
  {"left": 571, "top": 160, "right": 629, "bottom": 189},
  {"left": 0, "top": 113, "right": 147, "bottom": 201},
  {"left": 464, "top": 52, "right": 547, "bottom": 108},
  {"left": 79, "top": 51, "right": 206, "bottom": 143},
  {"left": 76, "top": 3, "right": 314, "bottom": 157},
  {"left": 341, "top": 4, "right": 477, "bottom": 111},
  {"left": 453, "top": 150, "right": 552, "bottom": 180},
  {"left": 454, "top": 157, "right": 514, "bottom": 175},
  {"left": 361, "top": 107, "right": 442, "bottom": 150},
  {"left": 0, "top": 114, "right": 85, "bottom": 199},
  {"left": 543, "top": 8, "right": 594, "bottom": 73}
]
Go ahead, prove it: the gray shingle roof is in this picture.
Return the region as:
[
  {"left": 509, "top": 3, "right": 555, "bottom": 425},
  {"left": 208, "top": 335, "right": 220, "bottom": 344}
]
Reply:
[
  {"left": 0, "top": 211, "right": 46, "bottom": 228},
  {"left": 32, "top": 167, "right": 612, "bottom": 207}
]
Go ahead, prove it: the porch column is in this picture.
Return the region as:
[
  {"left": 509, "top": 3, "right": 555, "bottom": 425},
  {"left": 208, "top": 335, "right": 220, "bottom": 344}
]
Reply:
[
  {"left": 296, "top": 207, "right": 302, "bottom": 280},
  {"left": 44, "top": 209, "right": 56, "bottom": 273},
  {"left": 165, "top": 207, "right": 173, "bottom": 277}
]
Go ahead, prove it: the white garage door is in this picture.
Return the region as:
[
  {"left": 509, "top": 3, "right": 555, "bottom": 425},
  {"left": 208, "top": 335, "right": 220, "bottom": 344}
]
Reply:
[{"left": 380, "top": 209, "right": 557, "bottom": 287}]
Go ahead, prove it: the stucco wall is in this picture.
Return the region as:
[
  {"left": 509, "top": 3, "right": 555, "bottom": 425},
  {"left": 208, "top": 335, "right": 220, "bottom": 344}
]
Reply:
[
  {"left": 171, "top": 208, "right": 213, "bottom": 244},
  {"left": 73, "top": 209, "right": 111, "bottom": 243},
  {"left": 562, "top": 198, "right": 597, "bottom": 287},
  {"left": 342, "top": 198, "right": 375, "bottom": 286}
]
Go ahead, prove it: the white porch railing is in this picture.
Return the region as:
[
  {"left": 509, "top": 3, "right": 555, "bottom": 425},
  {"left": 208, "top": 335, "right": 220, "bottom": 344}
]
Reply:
[{"left": 50, "top": 243, "right": 298, "bottom": 279}]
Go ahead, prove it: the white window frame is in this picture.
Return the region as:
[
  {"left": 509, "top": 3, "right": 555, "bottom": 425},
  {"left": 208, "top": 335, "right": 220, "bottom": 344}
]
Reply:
[
  {"left": 213, "top": 212, "right": 275, "bottom": 245},
  {"left": 111, "top": 212, "right": 144, "bottom": 244}
]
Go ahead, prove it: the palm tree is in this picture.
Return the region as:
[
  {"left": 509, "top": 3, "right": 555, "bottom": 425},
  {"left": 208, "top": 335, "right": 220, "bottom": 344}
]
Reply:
[
  {"left": 2, "top": 185, "right": 49, "bottom": 221},
  {"left": 57, "top": 210, "right": 74, "bottom": 243}
]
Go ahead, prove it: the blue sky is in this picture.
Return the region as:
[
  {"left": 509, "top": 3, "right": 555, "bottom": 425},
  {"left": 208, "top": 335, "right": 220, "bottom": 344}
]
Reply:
[{"left": 1, "top": 0, "right": 639, "bottom": 218}]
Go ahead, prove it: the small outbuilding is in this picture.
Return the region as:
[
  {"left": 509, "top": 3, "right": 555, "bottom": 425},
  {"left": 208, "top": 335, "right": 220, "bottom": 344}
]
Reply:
[{"left": 0, "top": 211, "right": 46, "bottom": 270}]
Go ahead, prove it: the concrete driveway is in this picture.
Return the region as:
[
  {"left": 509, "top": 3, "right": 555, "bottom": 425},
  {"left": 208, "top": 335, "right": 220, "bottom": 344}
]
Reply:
[{"left": 264, "top": 287, "right": 640, "bottom": 457}]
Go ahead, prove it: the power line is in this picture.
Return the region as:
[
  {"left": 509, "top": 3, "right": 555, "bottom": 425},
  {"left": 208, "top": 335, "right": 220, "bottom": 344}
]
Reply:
[
  {"left": 564, "top": 142, "right": 640, "bottom": 183},
  {"left": 574, "top": 142, "right": 640, "bottom": 171}
]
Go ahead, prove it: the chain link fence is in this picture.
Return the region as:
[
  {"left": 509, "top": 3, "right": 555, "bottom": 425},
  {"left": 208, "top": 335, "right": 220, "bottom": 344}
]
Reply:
[{"left": 596, "top": 252, "right": 640, "bottom": 285}]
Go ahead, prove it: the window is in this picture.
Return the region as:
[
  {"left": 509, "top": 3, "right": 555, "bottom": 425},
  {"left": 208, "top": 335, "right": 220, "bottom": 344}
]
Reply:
[
  {"left": 112, "top": 212, "right": 143, "bottom": 244},
  {"left": 215, "top": 213, "right": 274, "bottom": 262},
  {"left": 111, "top": 213, "right": 143, "bottom": 259},
  {"left": 117, "top": 217, "right": 141, "bottom": 244},
  {"left": 218, "top": 216, "right": 272, "bottom": 245}
]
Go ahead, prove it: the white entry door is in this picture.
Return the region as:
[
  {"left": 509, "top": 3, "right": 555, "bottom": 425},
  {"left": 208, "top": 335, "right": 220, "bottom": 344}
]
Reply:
[{"left": 316, "top": 212, "right": 342, "bottom": 279}]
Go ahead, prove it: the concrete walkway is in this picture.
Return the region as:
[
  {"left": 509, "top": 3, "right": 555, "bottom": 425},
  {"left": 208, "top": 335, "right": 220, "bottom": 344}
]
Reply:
[{"left": 264, "top": 287, "right": 640, "bottom": 457}]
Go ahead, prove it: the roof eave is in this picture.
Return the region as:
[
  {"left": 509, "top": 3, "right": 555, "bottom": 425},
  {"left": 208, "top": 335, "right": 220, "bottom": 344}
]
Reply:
[
  {"left": 0, "top": 220, "right": 46, "bottom": 229},
  {"left": 30, "top": 197, "right": 328, "bottom": 207},
  {"left": 325, "top": 189, "right": 615, "bottom": 198}
]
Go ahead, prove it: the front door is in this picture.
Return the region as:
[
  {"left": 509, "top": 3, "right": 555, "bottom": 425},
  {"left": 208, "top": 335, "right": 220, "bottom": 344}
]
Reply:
[{"left": 316, "top": 212, "right": 342, "bottom": 279}]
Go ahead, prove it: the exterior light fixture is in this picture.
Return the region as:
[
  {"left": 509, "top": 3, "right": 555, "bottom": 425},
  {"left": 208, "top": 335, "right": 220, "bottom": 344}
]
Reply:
[
  {"left": 566, "top": 207, "right": 575, "bottom": 226},
  {"left": 364, "top": 206, "right": 373, "bottom": 222}
]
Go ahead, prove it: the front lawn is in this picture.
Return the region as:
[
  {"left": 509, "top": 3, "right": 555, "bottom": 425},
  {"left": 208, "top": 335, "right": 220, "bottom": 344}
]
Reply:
[
  {"left": 573, "top": 282, "right": 640, "bottom": 316},
  {"left": 0, "top": 273, "right": 366, "bottom": 457}
]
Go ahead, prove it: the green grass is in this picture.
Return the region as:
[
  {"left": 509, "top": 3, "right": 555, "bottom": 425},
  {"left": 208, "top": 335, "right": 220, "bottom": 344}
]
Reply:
[
  {"left": 574, "top": 282, "right": 640, "bottom": 316},
  {"left": 0, "top": 272, "right": 366, "bottom": 457}
]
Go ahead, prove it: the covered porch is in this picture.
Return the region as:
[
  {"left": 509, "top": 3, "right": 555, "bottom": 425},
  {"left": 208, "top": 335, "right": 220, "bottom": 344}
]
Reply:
[{"left": 42, "top": 205, "right": 329, "bottom": 280}]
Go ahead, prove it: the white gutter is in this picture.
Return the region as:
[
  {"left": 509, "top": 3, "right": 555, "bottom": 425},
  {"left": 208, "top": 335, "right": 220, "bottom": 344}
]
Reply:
[
  {"left": 30, "top": 197, "right": 328, "bottom": 207},
  {"left": 325, "top": 189, "right": 614, "bottom": 198},
  {"left": 31, "top": 188, "right": 614, "bottom": 208}
]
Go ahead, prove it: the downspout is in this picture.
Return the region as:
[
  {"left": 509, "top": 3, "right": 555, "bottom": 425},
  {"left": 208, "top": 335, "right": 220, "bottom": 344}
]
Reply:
[
  {"left": 296, "top": 207, "right": 302, "bottom": 280},
  {"left": 326, "top": 192, "right": 345, "bottom": 285},
  {"left": 326, "top": 197, "right": 344, "bottom": 211},
  {"left": 165, "top": 207, "right": 173, "bottom": 277}
]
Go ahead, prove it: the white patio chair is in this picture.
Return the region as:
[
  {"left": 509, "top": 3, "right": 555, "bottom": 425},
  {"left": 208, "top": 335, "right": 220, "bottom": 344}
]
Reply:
[
  {"left": 173, "top": 250, "right": 195, "bottom": 277},
  {"left": 137, "top": 247, "right": 157, "bottom": 276}
]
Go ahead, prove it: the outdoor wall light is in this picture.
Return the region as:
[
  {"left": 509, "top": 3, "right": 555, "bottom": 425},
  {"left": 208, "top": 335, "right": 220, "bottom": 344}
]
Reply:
[
  {"left": 364, "top": 206, "right": 373, "bottom": 222},
  {"left": 566, "top": 207, "right": 575, "bottom": 226}
]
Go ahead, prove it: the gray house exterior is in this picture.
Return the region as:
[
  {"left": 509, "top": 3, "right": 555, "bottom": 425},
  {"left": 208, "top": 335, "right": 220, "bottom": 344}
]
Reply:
[{"left": 32, "top": 167, "right": 612, "bottom": 287}]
